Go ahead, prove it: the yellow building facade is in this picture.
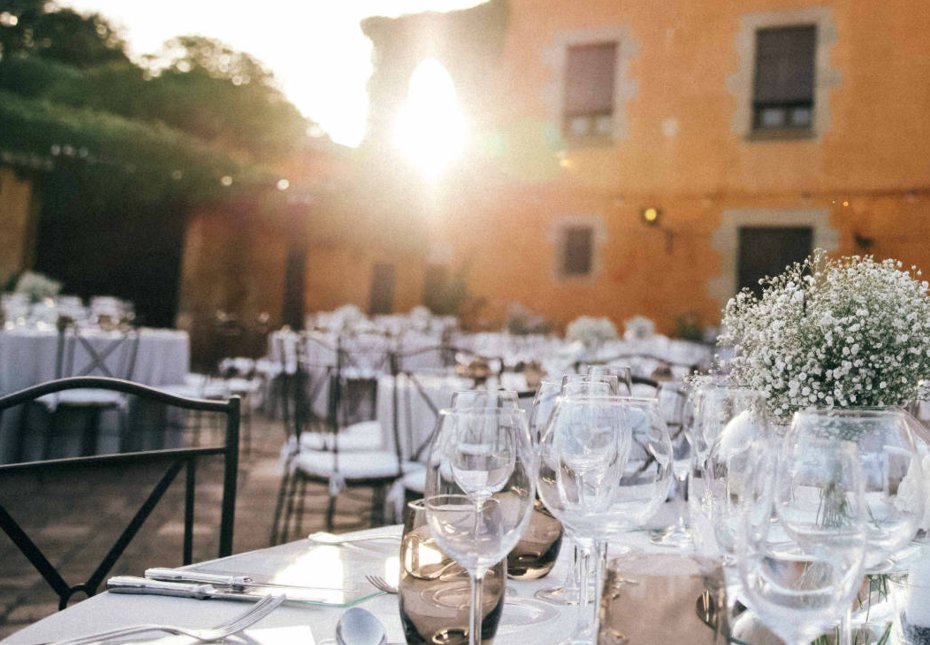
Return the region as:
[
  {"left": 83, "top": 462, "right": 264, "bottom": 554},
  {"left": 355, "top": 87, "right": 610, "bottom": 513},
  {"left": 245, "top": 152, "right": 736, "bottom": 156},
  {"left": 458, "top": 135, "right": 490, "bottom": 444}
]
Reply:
[{"left": 341, "top": 0, "right": 930, "bottom": 335}]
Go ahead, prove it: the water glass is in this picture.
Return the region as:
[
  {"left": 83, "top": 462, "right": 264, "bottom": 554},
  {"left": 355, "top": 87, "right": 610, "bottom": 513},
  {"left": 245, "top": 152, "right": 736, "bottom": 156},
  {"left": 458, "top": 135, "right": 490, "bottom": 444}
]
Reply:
[
  {"left": 399, "top": 499, "right": 506, "bottom": 645},
  {"left": 424, "top": 408, "right": 536, "bottom": 645},
  {"left": 738, "top": 438, "right": 868, "bottom": 645}
]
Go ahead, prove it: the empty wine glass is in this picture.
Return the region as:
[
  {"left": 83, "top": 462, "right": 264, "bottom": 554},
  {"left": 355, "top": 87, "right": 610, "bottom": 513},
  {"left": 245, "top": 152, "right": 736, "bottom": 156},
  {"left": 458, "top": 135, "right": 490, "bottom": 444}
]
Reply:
[
  {"left": 425, "top": 408, "right": 536, "bottom": 645},
  {"left": 530, "top": 380, "right": 582, "bottom": 605},
  {"left": 738, "top": 438, "right": 868, "bottom": 645},
  {"left": 538, "top": 395, "right": 632, "bottom": 644},
  {"left": 600, "top": 397, "right": 674, "bottom": 544},
  {"left": 451, "top": 389, "right": 519, "bottom": 410},
  {"left": 561, "top": 373, "right": 621, "bottom": 397},
  {"left": 586, "top": 365, "right": 633, "bottom": 395},
  {"left": 787, "top": 407, "right": 925, "bottom": 571},
  {"left": 651, "top": 383, "right": 693, "bottom": 546}
]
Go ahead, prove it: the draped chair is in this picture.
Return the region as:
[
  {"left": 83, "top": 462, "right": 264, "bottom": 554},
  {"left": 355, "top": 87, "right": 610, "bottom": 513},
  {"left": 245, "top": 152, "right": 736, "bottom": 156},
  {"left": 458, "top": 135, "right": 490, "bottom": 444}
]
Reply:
[
  {"left": 21, "top": 320, "right": 140, "bottom": 461},
  {"left": 270, "top": 337, "right": 415, "bottom": 543},
  {"left": 0, "top": 377, "right": 239, "bottom": 609}
]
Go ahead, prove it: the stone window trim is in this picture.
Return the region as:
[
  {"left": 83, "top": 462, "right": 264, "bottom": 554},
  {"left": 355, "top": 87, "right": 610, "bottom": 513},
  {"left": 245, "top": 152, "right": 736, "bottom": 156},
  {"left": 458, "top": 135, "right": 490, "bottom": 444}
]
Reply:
[
  {"left": 548, "top": 214, "right": 608, "bottom": 282},
  {"left": 727, "top": 7, "right": 841, "bottom": 142},
  {"left": 542, "top": 25, "right": 639, "bottom": 146},
  {"left": 708, "top": 208, "right": 838, "bottom": 306}
]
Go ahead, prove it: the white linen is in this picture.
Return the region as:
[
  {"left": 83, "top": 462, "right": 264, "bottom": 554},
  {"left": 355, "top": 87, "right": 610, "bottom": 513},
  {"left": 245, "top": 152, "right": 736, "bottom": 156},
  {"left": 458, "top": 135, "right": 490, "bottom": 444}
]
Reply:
[
  {"left": 2, "top": 508, "right": 717, "bottom": 645},
  {"left": 0, "top": 327, "right": 189, "bottom": 396}
]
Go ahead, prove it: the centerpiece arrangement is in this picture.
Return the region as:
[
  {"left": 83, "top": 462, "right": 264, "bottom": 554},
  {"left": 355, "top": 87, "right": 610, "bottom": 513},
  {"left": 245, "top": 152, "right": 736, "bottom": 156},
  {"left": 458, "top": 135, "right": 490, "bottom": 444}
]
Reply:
[
  {"left": 717, "top": 250, "right": 930, "bottom": 643},
  {"left": 565, "top": 315, "right": 617, "bottom": 358},
  {"left": 720, "top": 249, "right": 930, "bottom": 421}
]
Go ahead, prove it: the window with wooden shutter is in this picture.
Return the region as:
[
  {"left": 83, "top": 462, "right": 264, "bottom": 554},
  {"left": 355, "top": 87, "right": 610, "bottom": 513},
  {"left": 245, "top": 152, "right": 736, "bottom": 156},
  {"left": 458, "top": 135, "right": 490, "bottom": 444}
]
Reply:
[
  {"left": 752, "top": 25, "right": 817, "bottom": 132},
  {"left": 563, "top": 42, "right": 617, "bottom": 140},
  {"left": 561, "top": 226, "right": 594, "bottom": 277}
]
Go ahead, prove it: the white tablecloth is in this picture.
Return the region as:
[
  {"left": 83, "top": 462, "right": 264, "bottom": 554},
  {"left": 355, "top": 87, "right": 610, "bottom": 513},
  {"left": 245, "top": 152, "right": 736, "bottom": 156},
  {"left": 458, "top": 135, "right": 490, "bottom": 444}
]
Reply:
[
  {"left": 0, "top": 328, "right": 190, "bottom": 462},
  {"left": 0, "top": 327, "right": 189, "bottom": 395},
  {"left": 376, "top": 373, "right": 473, "bottom": 460},
  {"left": 1, "top": 513, "right": 732, "bottom": 645}
]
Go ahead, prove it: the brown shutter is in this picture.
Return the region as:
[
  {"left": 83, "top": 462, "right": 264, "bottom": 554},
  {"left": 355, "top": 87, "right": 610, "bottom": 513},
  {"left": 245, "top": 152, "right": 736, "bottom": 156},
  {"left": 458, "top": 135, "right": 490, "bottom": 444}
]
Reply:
[
  {"left": 564, "top": 43, "right": 617, "bottom": 116},
  {"left": 753, "top": 26, "right": 817, "bottom": 104},
  {"left": 563, "top": 226, "right": 594, "bottom": 275}
]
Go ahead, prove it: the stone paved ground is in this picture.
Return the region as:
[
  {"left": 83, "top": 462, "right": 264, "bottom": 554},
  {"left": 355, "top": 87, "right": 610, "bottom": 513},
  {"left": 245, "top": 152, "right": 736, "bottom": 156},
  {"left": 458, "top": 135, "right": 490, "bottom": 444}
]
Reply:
[{"left": 0, "top": 411, "right": 379, "bottom": 640}]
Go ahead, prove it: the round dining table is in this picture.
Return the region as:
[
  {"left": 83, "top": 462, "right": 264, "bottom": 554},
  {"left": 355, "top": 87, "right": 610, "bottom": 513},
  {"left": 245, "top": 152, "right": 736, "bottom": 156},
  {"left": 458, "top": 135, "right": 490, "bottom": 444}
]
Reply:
[{"left": 0, "top": 327, "right": 190, "bottom": 463}]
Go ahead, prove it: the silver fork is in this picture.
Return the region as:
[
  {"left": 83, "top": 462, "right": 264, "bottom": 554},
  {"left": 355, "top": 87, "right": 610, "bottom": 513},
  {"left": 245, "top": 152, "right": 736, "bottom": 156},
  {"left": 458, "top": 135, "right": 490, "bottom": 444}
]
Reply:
[
  {"left": 365, "top": 575, "right": 398, "bottom": 594},
  {"left": 49, "top": 593, "right": 285, "bottom": 645}
]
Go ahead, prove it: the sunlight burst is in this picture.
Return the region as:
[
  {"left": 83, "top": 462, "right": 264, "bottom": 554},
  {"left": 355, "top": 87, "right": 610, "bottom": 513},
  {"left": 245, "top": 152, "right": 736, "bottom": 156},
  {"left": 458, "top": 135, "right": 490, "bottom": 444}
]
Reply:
[{"left": 393, "top": 58, "right": 468, "bottom": 179}]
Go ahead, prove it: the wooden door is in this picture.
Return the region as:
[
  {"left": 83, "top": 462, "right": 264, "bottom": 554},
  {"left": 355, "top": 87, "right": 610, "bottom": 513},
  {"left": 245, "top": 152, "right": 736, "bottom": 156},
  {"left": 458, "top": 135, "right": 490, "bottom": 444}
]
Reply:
[
  {"left": 369, "top": 263, "right": 396, "bottom": 315},
  {"left": 737, "top": 227, "right": 813, "bottom": 296}
]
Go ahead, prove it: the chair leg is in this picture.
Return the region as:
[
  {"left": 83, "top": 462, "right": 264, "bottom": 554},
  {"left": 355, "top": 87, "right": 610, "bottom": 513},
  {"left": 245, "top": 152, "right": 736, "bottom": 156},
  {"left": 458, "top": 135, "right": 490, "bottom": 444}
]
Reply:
[
  {"left": 242, "top": 403, "right": 252, "bottom": 456},
  {"left": 281, "top": 471, "right": 301, "bottom": 543},
  {"left": 295, "top": 476, "right": 307, "bottom": 538},
  {"left": 269, "top": 470, "right": 292, "bottom": 545},
  {"left": 371, "top": 485, "right": 387, "bottom": 528},
  {"left": 80, "top": 408, "right": 101, "bottom": 456},
  {"left": 325, "top": 490, "right": 337, "bottom": 532}
]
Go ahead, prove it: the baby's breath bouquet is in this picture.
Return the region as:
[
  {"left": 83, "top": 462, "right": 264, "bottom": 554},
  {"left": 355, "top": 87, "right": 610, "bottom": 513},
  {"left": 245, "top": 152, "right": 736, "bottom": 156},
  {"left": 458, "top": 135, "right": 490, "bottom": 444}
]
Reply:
[
  {"left": 720, "top": 250, "right": 930, "bottom": 420},
  {"left": 565, "top": 315, "right": 618, "bottom": 349}
]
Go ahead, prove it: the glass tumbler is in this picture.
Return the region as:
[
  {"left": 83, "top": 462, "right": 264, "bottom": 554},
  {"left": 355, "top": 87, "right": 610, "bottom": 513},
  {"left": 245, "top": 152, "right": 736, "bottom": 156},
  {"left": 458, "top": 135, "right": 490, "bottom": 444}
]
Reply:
[{"left": 399, "top": 499, "right": 506, "bottom": 645}]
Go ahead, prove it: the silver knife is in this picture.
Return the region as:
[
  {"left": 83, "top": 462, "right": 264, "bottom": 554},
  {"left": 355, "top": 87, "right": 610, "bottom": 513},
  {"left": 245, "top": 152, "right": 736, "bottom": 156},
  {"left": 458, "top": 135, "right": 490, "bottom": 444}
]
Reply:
[
  {"left": 107, "top": 576, "right": 257, "bottom": 602},
  {"left": 144, "top": 567, "right": 340, "bottom": 594}
]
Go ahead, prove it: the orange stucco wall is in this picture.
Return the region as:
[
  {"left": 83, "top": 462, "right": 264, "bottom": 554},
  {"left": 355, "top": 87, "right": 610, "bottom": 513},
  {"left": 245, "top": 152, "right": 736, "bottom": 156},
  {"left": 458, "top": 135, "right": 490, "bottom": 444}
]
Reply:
[{"left": 403, "top": 0, "right": 930, "bottom": 333}]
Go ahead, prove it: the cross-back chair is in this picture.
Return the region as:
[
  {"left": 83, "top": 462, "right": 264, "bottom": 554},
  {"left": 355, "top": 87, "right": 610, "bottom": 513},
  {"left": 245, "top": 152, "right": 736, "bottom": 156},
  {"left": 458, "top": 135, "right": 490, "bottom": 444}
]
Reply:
[
  {"left": 21, "top": 321, "right": 140, "bottom": 461},
  {"left": 271, "top": 341, "right": 425, "bottom": 544},
  {"left": 0, "top": 377, "right": 239, "bottom": 609}
]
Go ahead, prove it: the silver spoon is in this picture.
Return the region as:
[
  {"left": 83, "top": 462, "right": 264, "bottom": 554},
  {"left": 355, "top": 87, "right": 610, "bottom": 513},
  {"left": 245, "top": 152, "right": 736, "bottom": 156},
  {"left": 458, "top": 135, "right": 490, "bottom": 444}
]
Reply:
[{"left": 335, "top": 607, "right": 388, "bottom": 645}]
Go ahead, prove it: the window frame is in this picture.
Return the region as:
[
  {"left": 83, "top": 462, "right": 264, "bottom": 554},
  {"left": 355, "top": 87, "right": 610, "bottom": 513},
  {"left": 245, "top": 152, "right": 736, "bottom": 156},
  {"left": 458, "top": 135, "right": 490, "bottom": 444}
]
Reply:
[{"left": 750, "top": 24, "right": 818, "bottom": 138}]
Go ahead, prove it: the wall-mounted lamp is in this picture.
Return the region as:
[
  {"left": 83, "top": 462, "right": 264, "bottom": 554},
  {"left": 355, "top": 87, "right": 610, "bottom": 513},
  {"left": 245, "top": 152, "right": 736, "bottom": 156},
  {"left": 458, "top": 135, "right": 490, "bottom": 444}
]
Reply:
[
  {"left": 641, "top": 207, "right": 661, "bottom": 226},
  {"left": 640, "top": 207, "right": 675, "bottom": 252}
]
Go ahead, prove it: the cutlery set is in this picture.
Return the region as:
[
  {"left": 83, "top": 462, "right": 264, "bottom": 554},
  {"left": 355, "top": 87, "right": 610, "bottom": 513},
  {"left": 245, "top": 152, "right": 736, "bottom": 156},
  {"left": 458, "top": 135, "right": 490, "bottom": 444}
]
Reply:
[{"left": 57, "top": 536, "right": 399, "bottom": 644}]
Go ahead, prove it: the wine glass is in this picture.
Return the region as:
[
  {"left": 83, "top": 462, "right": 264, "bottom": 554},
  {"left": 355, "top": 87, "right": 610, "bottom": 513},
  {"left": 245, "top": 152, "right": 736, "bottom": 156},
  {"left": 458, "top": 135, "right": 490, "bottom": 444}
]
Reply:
[
  {"left": 787, "top": 407, "right": 925, "bottom": 570},
  {"left": 738, "top": 437, "right": 868, "bottom": 645},
  {"left": 530, "top": 379, "right": 582, "bottom": 605},
  {"left": 538, "top": 395, "right": 631, "bottom": 644},
  {"left": 561, "top": 373, "right": 621, "bottom": 396},
  {"left": 702, "top": 387, "right": 770, "bottom": 558},
  {"left": 651, "top": 382, "right": 692, "bottom": 546},
  {"left": 600, "top": 397, "right": 674, "bottom": 544},
  {"left": 424, "top": 408, "right": 536, "bottom": 645},
  {"left": 451, "top": 389, "right": 519, "bottom": 410},
  {"left": 586, "top": 365, "right": 633, "bottom": 395}
]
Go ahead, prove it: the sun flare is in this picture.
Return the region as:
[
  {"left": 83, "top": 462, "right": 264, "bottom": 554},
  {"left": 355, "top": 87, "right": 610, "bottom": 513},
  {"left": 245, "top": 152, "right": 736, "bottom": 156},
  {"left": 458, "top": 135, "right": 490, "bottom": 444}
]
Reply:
[{"left": 393, "top": 58, "right": 468, "bottom": 179}]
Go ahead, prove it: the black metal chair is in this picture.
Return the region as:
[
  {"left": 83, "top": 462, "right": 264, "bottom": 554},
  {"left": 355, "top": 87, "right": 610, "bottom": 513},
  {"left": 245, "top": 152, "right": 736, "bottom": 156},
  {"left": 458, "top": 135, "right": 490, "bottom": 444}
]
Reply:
[
  {"left": 0, "top": 377, "right": 240, "bottom": 610},
  {"left": 22, "top": 321, "right": 141, "bottom": 461},
  {"left": 270, "top": 340, "right": 417, "bottom": 543}
]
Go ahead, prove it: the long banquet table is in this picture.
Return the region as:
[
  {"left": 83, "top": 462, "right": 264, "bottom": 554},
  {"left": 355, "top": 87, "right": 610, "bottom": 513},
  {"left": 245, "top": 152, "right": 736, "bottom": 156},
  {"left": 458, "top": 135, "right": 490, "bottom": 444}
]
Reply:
[{"left": 2, "top": 516, "right": 748, "bottom": 645}]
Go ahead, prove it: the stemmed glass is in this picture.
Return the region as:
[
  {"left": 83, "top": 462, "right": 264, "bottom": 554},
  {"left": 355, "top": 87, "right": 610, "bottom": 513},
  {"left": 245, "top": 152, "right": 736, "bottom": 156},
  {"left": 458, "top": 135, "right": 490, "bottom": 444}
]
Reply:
[
  {"left": 538, "top": 395, "right": 632, "bottom": 644},
  {"left": 738, "top": 437, "right": 868, "bottom": 645},
  {"left": 600, "top": 397, "right": 674, "bottom": 544},
  {"left": 586, "top": 365, "right": 633, "bottom": 395},
  {"left": 424, "top": 408, "right": 537, "bottom": 645},
  {"left": 651, "top": 382, "right": 692, "bottom": 546},
  {"left": 451, "top": 389, "right": 519, "bottom": 410},
  {"left": 530, "top": 380, "right": 582, "bottom": 605}
]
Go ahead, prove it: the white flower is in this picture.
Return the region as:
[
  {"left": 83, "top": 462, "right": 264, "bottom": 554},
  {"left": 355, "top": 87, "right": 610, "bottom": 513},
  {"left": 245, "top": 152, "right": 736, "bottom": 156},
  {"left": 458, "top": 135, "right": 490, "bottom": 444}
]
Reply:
[
  {"left": 566, "top": 315, "right": 618, "bottom": 347},
  {"left": 720, "top": 250, "right": 930, "bottom": 419}
]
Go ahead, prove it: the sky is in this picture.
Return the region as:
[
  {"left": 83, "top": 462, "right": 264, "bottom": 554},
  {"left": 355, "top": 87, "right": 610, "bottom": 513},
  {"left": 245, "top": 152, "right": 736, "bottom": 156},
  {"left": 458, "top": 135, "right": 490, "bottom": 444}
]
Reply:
[{"left": 60, "top": 0, "right": 487, "bottom": 147}]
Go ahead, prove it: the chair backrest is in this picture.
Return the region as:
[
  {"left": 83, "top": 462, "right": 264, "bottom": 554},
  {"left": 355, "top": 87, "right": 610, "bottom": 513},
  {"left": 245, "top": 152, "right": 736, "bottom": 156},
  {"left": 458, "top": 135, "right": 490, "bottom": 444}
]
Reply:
[
  {"left": 0, "top": 377, "right": 240, "bottom": 610},
  {"left": 55, "top": 321, "right": 140, "bottom": 381}
]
